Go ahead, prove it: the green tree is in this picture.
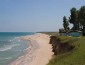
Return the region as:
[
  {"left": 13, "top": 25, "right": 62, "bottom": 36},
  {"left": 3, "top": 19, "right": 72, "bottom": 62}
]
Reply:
[
  {"left": 79, "top": 6, "right": 85, "bottom": 31},
  {"left": 69, "top": 7, "right": 79, "bottom": 31},
  {"left": 78, "top": 6, "right": 85, "bottom": 35},
  {"left": 63, "top": 16, "right": 69, "bottom": 32}
]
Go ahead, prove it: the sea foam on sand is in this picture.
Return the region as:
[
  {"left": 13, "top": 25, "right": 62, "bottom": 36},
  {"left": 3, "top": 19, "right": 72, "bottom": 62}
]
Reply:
[{"left": 9, "top": 33, "right": 53, "bottom": 65}]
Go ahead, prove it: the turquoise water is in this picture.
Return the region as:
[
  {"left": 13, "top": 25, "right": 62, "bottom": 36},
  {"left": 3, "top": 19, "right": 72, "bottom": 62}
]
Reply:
[{"left": 0, "top": 32, "right": 34, "bottom": 65}]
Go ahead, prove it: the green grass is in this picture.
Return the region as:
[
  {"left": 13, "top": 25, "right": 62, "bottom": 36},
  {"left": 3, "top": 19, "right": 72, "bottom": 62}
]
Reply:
[{"left": 47, "top": 36, "right": 85, "bottom": 65}]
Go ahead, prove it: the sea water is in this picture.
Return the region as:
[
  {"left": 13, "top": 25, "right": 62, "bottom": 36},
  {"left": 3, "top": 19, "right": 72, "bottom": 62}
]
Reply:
[{"left": 0, "top": 32, "right": 34, "bottom": 65}]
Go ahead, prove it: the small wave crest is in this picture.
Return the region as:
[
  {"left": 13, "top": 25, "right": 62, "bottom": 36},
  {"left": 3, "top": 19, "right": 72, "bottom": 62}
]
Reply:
[
  {"left": 5, "top": 57, "right": 12, "bottom": 59},
  {"left": 0, "top": 44, "right": 20, "bottom": 51},
  {"left": 0, "top": 35, "right": 29, "bottom": 52},
  {"left": 0, "top": 57, "right": 12, "bottom": 60}
]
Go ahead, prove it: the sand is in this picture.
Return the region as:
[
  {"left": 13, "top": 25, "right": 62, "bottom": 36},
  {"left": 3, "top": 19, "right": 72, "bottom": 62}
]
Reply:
[{"left": 9, "top": 33, "right": 53, "bottom": 65}]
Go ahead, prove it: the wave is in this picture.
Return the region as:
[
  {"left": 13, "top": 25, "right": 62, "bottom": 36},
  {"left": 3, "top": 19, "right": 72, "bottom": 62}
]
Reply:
[
  {"left": 5, "top": 57, "right": 12, "bottom": 60},
  {"left": 0, "top": 35, "right": 30, "bottom": 52},
  {"left": 0, "top": 44, "right": 20, "bottom": 51},
  {"left": 0, "top": 57, "right": 12, "bottom": 60}
]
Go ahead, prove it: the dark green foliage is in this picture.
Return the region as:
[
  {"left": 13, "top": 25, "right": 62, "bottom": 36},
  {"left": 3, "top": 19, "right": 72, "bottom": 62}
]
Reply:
[
  {"left": 60, "top": 6, "right": 85, "bottom": 36},
  {"left": 59, "top": 28, "right": 65, "bottom": 33},
  {"left": 63, "top": 16, "right": 69, "bottom": 32},
  {"left": 69, "top": 7, "right": 79, "bottom": 31},
  {"left": 78, "top": 6, "right": 85, "bottom": 35}
]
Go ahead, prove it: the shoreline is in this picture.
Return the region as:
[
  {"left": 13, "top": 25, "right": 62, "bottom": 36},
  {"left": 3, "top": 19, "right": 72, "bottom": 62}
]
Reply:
[{"left": 9, "top": 33, "right": 53, "bottom": 65}]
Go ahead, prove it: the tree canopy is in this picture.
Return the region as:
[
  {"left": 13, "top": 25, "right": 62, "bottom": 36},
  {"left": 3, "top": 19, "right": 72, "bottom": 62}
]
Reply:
[
  {"left": 61, "top": 5, "right": 85, "bottom": 36},
  {"left": 63, "top": 16, "right": 69, "bottom": 32}
]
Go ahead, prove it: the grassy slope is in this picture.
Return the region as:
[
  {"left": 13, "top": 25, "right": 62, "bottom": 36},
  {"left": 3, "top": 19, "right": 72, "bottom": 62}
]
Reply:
[{"left": 47, "top": 36, "right": 85, "bottom": 65}]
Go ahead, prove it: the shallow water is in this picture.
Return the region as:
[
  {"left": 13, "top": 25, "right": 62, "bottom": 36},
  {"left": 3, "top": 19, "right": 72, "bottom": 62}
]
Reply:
[{"left": 0, "top": 32, "right": 34, "bottom": 65}]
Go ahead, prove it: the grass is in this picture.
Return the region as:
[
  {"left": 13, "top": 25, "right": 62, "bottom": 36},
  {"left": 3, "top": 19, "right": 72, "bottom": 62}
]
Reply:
[{"left": 47, "top": 35, "right": 85, "bottom": 65}]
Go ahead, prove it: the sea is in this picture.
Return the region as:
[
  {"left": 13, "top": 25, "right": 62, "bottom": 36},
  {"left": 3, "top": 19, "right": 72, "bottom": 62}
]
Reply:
[{"left": 0, "top": 32, "right": 34, "bottom": 65}]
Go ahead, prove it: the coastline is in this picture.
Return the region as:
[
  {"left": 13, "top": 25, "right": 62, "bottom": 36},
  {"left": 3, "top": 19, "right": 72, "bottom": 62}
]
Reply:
[{"left": 9, "top": 33, "right": 53, "bottom": 65}]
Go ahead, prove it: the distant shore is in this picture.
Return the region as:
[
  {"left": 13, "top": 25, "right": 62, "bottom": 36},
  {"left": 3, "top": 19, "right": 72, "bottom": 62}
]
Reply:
[{"left": 9, "top": 33, "right": 53, "bottom": 65}]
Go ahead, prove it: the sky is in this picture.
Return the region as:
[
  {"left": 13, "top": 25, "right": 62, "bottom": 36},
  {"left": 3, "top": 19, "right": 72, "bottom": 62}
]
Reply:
[{"left": 0, "top": 0, "right": 85, "bottom": 32}]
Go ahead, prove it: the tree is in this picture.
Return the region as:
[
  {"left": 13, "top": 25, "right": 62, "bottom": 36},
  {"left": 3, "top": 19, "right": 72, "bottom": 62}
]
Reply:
[
  {"left": 63, "top": 16, "right": 69, "bottom": 32},
  {"left": 59, "top": 28, "right": 65, "bottom": 33},
  {"left": 69, "top": 7, "right": 79, "bottom": 31},
  {"left": 79, "top": 6, "right": 85, "bottom": 31},
  {"left": 78, "top": 6, "right": 85, "bottom": 35}
]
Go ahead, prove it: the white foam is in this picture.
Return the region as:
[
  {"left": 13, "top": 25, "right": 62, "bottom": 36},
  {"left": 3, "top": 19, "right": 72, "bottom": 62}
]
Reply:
[
  {"left": 9, "top": 40, "right": 12, "bottom": 42},
  {"left": 0, "top": 47, "right": 12, "bottom": 51},
  {"left": 0, "top": 44, "right": 20, "bottom": 51},
  {"left": 5, "top": 57, "right": 12, "bottom": 59}
]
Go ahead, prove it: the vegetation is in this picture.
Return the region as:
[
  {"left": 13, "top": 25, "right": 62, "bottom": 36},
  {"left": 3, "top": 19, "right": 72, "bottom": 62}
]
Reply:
[
  {"left": 48, "top": 35, "right": 85, "bottom": 65},
  {"left": 50, "top": 35, "right": 75, "bottom": 55},
  {"left": 47, "top": 5, "right": 85, "bottom": 65},
  {"left": 69, "top": 7, "right": 79, "bottom": 31},
  {"left": 60, "top": 6, "right": 85, "bottom": 36},
  {"left": 78, "top": 6, "right": 85, "bottom": 35},
  {"left": 63, "top": 16, "right": 69, "bottom": 32}
]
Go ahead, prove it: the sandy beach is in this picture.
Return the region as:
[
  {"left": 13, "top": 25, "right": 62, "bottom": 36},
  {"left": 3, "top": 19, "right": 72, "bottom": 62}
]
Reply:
[{"left": 9, "top": 33, "right": 53, "bottom": 65}]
